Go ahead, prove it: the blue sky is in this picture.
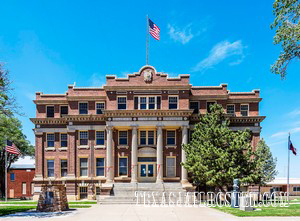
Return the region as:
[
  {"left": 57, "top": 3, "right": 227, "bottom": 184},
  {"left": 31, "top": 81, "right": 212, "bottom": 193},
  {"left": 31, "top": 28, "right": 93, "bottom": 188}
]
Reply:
[{"left": 0, "top": 0, "right": 299, "bottom": 178}]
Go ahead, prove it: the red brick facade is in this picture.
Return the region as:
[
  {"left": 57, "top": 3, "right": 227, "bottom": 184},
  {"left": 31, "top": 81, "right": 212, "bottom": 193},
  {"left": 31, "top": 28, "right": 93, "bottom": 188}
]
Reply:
[{"left": 31, "top": 65, "right": 265, "bottom": 200}]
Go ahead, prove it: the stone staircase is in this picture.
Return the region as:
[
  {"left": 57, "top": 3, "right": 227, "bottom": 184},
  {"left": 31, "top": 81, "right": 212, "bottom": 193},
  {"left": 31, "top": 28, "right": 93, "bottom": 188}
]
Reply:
[{"left": 97, "top": 182, "right": 188, "bottom": 205}]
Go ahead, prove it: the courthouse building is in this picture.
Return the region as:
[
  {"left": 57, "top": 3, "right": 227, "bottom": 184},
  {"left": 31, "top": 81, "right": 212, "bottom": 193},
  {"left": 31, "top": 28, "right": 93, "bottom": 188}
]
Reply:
[{"left": 31, "top": 66, "right": 265, "bottom": 200}]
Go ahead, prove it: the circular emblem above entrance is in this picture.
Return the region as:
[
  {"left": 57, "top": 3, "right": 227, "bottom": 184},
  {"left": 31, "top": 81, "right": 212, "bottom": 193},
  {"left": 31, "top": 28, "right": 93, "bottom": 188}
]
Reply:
[{"left": 143, "top": 68, "right": 153, "bottom": 82}]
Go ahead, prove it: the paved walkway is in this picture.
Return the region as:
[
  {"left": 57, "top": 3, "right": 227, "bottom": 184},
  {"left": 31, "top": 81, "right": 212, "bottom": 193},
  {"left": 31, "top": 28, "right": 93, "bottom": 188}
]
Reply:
[{"left": 2, "top": 204, "right": 300, "bottom": 221}]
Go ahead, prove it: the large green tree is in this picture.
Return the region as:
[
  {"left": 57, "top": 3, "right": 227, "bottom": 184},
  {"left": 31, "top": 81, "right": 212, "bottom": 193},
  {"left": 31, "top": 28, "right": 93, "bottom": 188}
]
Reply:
[
  {"left": 271, "top": 0, "right": 299, "bottom": 79},
  {"left": 182, "top": 104, "right": 256, "bottom": 192}
]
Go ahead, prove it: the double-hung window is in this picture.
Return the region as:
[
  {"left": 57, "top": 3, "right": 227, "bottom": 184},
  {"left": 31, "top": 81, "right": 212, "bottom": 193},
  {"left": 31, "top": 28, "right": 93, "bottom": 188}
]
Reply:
[
  {"left": 227, "top": 104, "right": 235, "bottom": 115},
  {"left": 80, "top": 158, "right": 88, "bottom": 176},
  {"left": 139, "top": 130, "right": 155, "bottom": 145},
  {"left": 119, "top": 157, "right": 128, "bottom": 176},
  {"left": 119, "top": 131, "right": 128, "bottom": 145},
  {"left": 60, "top": 133, "right": 68, "bottom": 147},
  {"left": 96, "top": 158, "right": 105, "bottom": 176},
  {"left": 60, "top": 106, "right": 68, "bottom": 117},
  {"left": 190, "top": 101, "right": 199, "bottom": 114},
  {"left": 61, "top": 159, "right": 68, "bottom": 177},
  {"left": 166, "top": 157, "right": 176, "bottom": 177},
  {"left": 240, "top": 104, "right": 249, "bottom": 116},
  {"left": 10, "top": 173, "right": 15, "bottom": 181},
  {"left": 96, "top": 131, "right": 105, "bottom": 146},
  {"left": 118, "top": 97, "right": 127, "bottom": 110},
  {"left": 79, "top": 131, "right": 88, "bottom": 146},
  {"left": 140, "top": 131, "right": 147, "bottom": 145},
  {"left": 148, "top": 97, "right": 156, "bottom": 109},
  {"left": 167, "top": 130, "right": 176, "bottom": 145},
  {"left": 293, "top": 187, "right": 300, "bottom": 192},
  {"left": 47, "top": 134, "right": 55, "bottom": 148},
  {"left": 140, "top": 97, "right": 147, "bottom": 109},
  {"left": 47, "top": 160, "right": 54, "bottom": 177},
  {"left": 47, "top": 106, "right": 54, "bottom": 118},
  {"left": 79, "top": 102, "right": 88, "bottom": 114},
  {"left": 168, "top": 96, "right": 178, "bottom": 109},
  {"left": 96, "top": 103, "right": 105, "bottom": 114}
]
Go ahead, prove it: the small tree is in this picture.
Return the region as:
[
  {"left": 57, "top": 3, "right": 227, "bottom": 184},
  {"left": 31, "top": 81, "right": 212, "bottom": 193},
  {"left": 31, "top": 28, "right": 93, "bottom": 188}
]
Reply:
[
  {"left": 253, "top": 139, "right": 278, "bottom": 198},
  {"left": 270, "top": 0, "right": 299, "bottom": 79},
  {"left": 182, "top": 104, "right": 256, "bottom": 192}
]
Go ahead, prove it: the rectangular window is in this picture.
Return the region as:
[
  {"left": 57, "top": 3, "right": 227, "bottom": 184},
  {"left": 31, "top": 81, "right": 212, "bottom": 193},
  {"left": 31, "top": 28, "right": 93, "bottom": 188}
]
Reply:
[
  {"left": 166, "top": 157, "right": 176, "bottom": 177},
  {"left": 241, "top": 104, "right": 249, "bottom": 116},
  {"left": 47, "top": 160, "right": 54, "bottom": 177},
  {"left": 96, "top": 103, "right": 105, "bottom": 114},
  {"left": 47, "top": 134, "right": 55, "bottom": 147},
  {"left": 31, "top": 183, "right": 34, "bottom": 195},
  {"left": 22, "top": 182, "right": 26, "bottom": 195},
  {"left": 190, "top": 101, "right": 199, "bottom": 114},
  {"left": 10, "top": 173, "right": 15, "bottom": 181},
  {"left": 96, "top": 131, "right": 105, "bottom": 145},
  {"left": 207, "top": 102, "right": 216, "bottom": 113},
  {"left": 140, "top": 131, "right": 147, "bottom": 145},
  {"left": 96, "top": 158, "right": 105, "bottom": 176},
  {"left": 118, "top": 97, "right": 127, "bottom": 110},
  {"left": 140, "top": 97, "right": 147, "bottom": 109},
  {"left": 61, "top": 159, "right": 68, "bottom": 177},
  {"left": 293, "top": 187, "right": 300, "bottom": 192},
  {"left": 80, "top": 158, "right": 88, "bottom": 176},
  {"left": 46, "top": 106, "right": 54, "bottom": 118},
  {"left": 148, "top": 131, "right": 154, "bottom": 145},
  {"left": 167, "top": 130, "right": 176, "bottom": 145},
  {"left": 119, "top": 131, "right": 128, "bottom": 145},
  {"left": 149, "top": 97, "right": 156, "bottom": 109},
  {"left": 79, "top": 187, "right": 88, "bottom": 199},
  {"left": 79, "top": 131, "right": 88, "bottom": 146},
  {"left": 60, "top": 106, "right": 68, "bottom": 117},
  {"left": 96, "top": 187, "right": 101, "bottom": 195},
  {"left": 79, "top": 102, "right": 88, "bottom": 115},
  {"left": 119, "top": 157, "right": 128, "bottom": 176},
  {"left": 60, "top": 133, "right": 68, "bottom": 147},
  {"left": 169, "top": 96, "right": 178, "bottom": 109},
  {"left": 227, "top": 104, "right": 235, "bottom": 115}
]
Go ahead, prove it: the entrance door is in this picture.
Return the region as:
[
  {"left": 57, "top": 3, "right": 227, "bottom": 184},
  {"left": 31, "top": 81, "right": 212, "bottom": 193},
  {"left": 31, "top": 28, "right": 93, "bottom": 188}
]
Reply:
[{"left": 138, "top": 163, "right": 156, "bottom": 182}]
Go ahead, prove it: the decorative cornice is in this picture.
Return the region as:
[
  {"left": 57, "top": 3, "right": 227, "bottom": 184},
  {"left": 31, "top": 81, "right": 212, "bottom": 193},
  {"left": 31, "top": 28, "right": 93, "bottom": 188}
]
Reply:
[
  {"left": 64, "top": 115, "right": 106, "bottom": 121},
  {"left": 103, "top": 85, "right": 191, "bottom": 91},
  {"left": 67, "top": 96, "right": 106, "bottom": 101},
  {"left": 103, "top": 110, "right": 194, "bottom": 118},
  {"left": 34, "top": 100, "right": 68, "bottom": 105},
  {"left": 190, "top": 114, "right": 266, "bottom": 123},
  {"left": 30, "top": 118, "right": 67, "bottom": 124}
]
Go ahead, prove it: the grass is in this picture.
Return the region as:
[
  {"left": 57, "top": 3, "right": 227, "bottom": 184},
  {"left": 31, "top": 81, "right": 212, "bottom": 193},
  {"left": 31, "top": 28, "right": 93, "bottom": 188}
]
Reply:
[
  {"left": 0, "top": 201, "right": 97, "bottom": 205},
  {"left": 0, "top": 204, "right": 92, "bottom": 216},
  {"left": 214, "top": 204, "right": 300, "bottom": 217}
]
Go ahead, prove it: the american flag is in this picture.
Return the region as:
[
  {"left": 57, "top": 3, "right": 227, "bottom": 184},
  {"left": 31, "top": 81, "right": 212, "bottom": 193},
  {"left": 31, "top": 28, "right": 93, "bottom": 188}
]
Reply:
[
  {"left": 288, "top": 135, "right": 297, "bottom": 156},
  {"left": 6, "top": 140, "right": 21, "bottom": 155},
  {"left": 149, "top": 19, "right": 160, "bottom": 40}
]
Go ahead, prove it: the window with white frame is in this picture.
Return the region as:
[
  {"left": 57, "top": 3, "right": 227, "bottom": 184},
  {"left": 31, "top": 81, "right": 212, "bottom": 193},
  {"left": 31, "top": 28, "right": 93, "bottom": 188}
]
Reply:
[
  {"left": 119, "top": 157, "right": 128, "bottom": 176},
  {"left": 227, "top": 104, "right": 235, "bottom": 115},
  {"left": 167, "top": 130, "right": 176, "bottom": 145},
  {"left": 190, "top": 101, "right": 199, "bottom": 114},
  {"left": 273, "top": 187, "right": 283, "bottom": 192},
  {"left": 61, "top": 159, "right": 68, "bottom": 177},
  {"left": 22, "top": 182, "right": 26, "bottom": 195},
  {"left": 117, "top": 97, "right": 127, "bottom": 110},
  {"left": 96, "top": 131, "right": 105, "bottom": 146},
  {"left": 96, "top": 158, "right": 105, "bottom": 176},
  {"left": 119, "top": 131, "right": 128, "bottom": 145},
  {"left": 148, "top": 97, "right": 156, "bottom": 109},
  {"left": 140, "top": 97, "right": 147, "bottom": 109},
  {"left": 80, "top": 158, "right": 88, "bottom": 176},
  {"left": 240, "top": 104, "right": 249, "bottom": 116},
  {"left": 47, "top": 160, "right": 54, "bottom": 177},
  {"left": 79, "top": 131, "right": 88, "bottom": 146},
  {"left": 79, "top": 102, "right": 88, "bottom": 114},
  {"left": 47, "top": 106, "right": 54, "bottom": 118},
  {"left": 293, "top": 187, "right": 300, "bottom": 192},
  {"left": 60, "top": 133, "right": 68, "bottom": 147},
  {"left": 96, "top": 102, "right": 105, "bottom": 114},
  {"left": 47, "top": 134, "right": 55, "bottom": 147},
  {"left": 168, "top": 96, "right": 178, "bottom": 109},
  {"left": 166, "top": 157, "right": 176, "bottom": 177}
]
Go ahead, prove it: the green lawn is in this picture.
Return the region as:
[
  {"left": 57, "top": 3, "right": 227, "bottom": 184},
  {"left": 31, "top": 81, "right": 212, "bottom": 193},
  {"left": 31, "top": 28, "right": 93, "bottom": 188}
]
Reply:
[
  {"left": 0, "top": 204, "right": 92, "bottom": 216},
  {"left": 215, "top": 204, "right": 300, "bottom": 217}
]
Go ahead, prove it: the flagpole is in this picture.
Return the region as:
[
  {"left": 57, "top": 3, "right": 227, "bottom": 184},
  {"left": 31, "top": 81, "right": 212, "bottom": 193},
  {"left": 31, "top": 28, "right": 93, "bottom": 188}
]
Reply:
[
  {"left": 146, "top": 15, "right": 149, "bottom": 65},
  {"left": 287, "top": 133, "right": 290, "bottom": 206},
  {"left": 5, "top": 140, "right": 7, "bottom": 202}
]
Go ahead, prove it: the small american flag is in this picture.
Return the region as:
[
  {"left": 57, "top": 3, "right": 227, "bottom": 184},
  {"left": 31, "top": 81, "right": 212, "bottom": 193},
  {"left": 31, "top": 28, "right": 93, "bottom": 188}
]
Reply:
[
  {"left": 149, "top": 18, "right": 160, "bottom": 40},
  {"left": 6, "top": 140, "right": 21, "bottom": 155}
]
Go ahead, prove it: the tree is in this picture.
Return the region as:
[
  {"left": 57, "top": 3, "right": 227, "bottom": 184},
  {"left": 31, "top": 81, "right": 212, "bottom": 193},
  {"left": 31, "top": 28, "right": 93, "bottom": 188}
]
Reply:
[
  {"left": 0, "top": 115, "right": 34, "bottom": 197},
  {"left": 0, "top": 63, "right": 22, "bottom": 116},
  {"left": 270, "top": 0, "right": 299, "bottom": 79},
  {"left": 253, "top": 139, "right": 277, "bottom": 198},
  {"left": 182, "top": 104, "right": 256, "bottom": 192}
]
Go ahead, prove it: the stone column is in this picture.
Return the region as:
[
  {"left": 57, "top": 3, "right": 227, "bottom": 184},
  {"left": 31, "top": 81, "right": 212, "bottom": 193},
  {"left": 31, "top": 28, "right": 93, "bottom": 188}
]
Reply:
[
  {"left": 181, "top": 125, "right": 189, "bottom": 183},
  {"left": 156, "top": 125, "right": 163, "bottom": 183},
  {"left": 106, "top": 126, "right": 114, "bottom": 183},
  {"left": 131, "top": 125, "right": 138, "bottom": 183}
]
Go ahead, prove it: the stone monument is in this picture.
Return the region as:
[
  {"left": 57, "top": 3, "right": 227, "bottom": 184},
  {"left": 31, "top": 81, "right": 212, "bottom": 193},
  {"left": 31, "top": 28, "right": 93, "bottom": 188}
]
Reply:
[{"left": 37, "top": 184, "right": 69, "bottom": 212}]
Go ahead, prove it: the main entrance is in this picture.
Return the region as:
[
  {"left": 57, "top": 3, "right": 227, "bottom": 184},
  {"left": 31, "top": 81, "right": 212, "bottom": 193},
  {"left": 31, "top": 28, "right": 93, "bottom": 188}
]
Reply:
[{"left": 137, "top": 147, "right": 157, "bottom": 182}]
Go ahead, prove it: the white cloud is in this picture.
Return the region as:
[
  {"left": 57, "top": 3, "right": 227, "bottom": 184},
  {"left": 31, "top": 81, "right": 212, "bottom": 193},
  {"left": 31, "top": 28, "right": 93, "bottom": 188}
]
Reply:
[
  {"left": 271, "top": 127, "right": 300, "bottom": 138},
  {"left": 168, "top": 24, "right": 194, "bottom": 44},
  {"left": 89, "top": 73, "right": 105, "bottom": 87},
  {"left": 287, "top": 109, "right": 300, "bottom": 118},
  {"left": 191, "top": 40, "right": 245, "bottom": 72}
]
